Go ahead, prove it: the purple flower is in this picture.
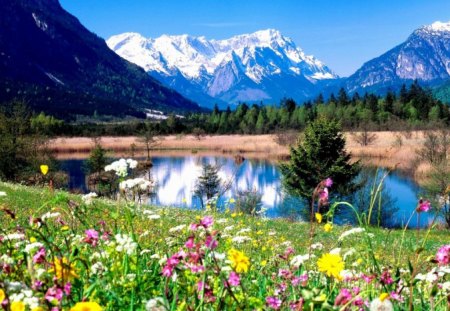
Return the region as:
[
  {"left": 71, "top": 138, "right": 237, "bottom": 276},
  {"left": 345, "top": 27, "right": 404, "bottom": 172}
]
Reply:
[
  {"left": 200, "top": 216, "right": 214, "bottom": 228},
  {"left": 185, "top": 236, "right": 195, "bottom": 249},
  {"left": 417, "top": 199, "right": 431, "bottom": 212},
  {"left": 45, "top": 286, "right": 63, "bottom": 303},
  {"left": 84, "top": 229, "right": 99, "bottom": 246},
  {"left": 380, "top": 270, "right": 393, "bottom": 285},
  {"left": 324, "top": 178, "right": 333, "bottom": 187},
  {"left": 266, "top": 296, "right": 282, "bottom": 309},
  {"left": 64, "top": 282, "right": 71, "bottom": 296},
  {"left": 228, "top": 271, "right": 240, "bottom": 286},
  {"left": 436, "top": 245, "right": 450, "bottom": 265},
  {"left": 319, "top": 188, "right": 329, "bottom": 202},
  {"left": 33, "top": 247, "right": 46, "bottom": 264},
  {"left": 205, "top": 235, "right": 218, "bottom": 249},
  {"left": 334, "top": 288, "right": 352, "bottom": 306}
]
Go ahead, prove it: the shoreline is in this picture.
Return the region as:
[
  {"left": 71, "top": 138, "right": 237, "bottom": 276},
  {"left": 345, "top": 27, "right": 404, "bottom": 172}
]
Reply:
[{"left": 48, "top": 131, "right": 430, "bottom": 182}]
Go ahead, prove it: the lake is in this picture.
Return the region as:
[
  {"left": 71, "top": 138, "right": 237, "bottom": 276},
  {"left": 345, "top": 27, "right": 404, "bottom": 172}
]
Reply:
[{"left": 60, "top": 155, "right": 434, "bottom": 228}]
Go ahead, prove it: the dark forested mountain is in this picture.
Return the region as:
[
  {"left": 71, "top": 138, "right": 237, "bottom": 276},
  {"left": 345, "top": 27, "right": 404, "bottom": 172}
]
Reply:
[
  {"left": 344, "top": 21, "right": 450, "bottom": 95},
  {"left": 0, "top": 0, "right": 202, "bottom": 119}
]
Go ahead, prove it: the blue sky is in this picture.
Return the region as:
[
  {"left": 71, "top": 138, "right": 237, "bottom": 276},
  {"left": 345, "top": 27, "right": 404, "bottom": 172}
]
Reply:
[{"left": 60, "top": 0, "right": 450, "bottom": 77}]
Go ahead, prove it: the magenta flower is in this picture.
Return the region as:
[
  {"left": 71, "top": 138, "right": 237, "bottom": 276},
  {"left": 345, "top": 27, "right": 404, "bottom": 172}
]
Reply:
[
  {"left": 228, "top": 271, "right": 240, "bottom": 286},
  {"left": 436, "top": 245, "right": 450, "bottom": 265},
  {"left": 84, "top": 229, "right": 99, "bottom": 246},
  {"left": 334, "top": 288, "right": 352, "bottom": 306},
  {"left": 324, "top": 177, "right": 333, "bottom": 187},
  {"left": 319, "top": 187, "right": 329, "bottom": 202},
  {"left": 380, "top": 270, "right": 393, "bottom": 285},
  {"left": 185, "top": 236, "right": 195, "bottom": 249},
  {"left": 417, "top": 199, "right": 431, "bottom": 212},
  {"left": 200, "top": 216, "right": 214, "bottom": 228},
  {"left": 205, "top": 235, "right": 218, "bottom": 249},
  {"left": 33, "top": 247, "right": 46, "bottom": 264},
  {"left": 64, "top": 282, "right": 71, "bottom": 296},
  {"left": 162, "top": 265, "right": 173, "bottom": 277},
  {"left": 45, "top": 286, "right": 63, "bottom": 303},
  {"left": 266, "top": 296, "right": 282, "bottom": 310}
]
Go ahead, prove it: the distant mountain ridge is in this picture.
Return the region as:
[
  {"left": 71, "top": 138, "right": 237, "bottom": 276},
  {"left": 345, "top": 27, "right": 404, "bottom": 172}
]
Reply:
[
  {"left": 344, "top": 21, "right": 450, "bottom": 95},
  {"left": 107, "top": 29, "right": 338, "bottom": 108},
  {"left": 0, "top": 0, "right": 202, "bottom": 118}
]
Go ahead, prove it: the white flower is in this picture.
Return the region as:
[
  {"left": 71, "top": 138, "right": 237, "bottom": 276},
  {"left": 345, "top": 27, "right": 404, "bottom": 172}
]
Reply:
[
  {"left": 105, "top": 158, "right": 136, "bottom": 177},
  {"left": 370, "top": 297, "right": 393, "bottom": 311},
  {"left": 442, "top": 282, "right": 450, "bottom": 292},
  {"left": 223, "top": 225, "right": 234, "bottom": 232},
  {"left": 290, "top": 254, "right": 313, "bottom": 267},
  {"left": 268, "top": 230, "right": 277, "bottom": 236},
  {"left": 120, "top": 178, "right": 152, "bottom": 191},
  {"left": 82, "top": 192, "right": 98, "bottom": 205},
  {"left": 0, "top": 191, "right": 6, "bottom": 196},
  {"left": 343, "top": 248, "right": 356, "bottom": 260},
  {"left": 41, "top": 212, "right": 60, "bottom": 221},
  {"left": 169, "top": 225, "right": 186, "bottom": 233},
  {"left": 311, "top": 243, "right": 323, "bottom": 250},
  {"left": 231, "top": 236, "right": 252, "bottom": 243},
  {"left": 115, "top": 234, "right": 137, "bottom": 255},
  {"left": 237, "top": 228, "right": 251, "bottom": 234},
  {"left": 145, "top": 297, "right": 166, "bottom": 311},
  {"left": 91, "top": 262, "right": 107, "bottom": 275},
  {"left": 330, "top": 248, "right": 341, "bottom": 255},
  {"left": 24, "top": 242, "right": 44, "bottom": 254},
  {"left": 216, "top": 218, "right": 228, "bottom": 224},
  {"left": 0, "top": 254, "right": 14, "bottom": 265},
  {"left": 147, "top": 214, "right": 161, "bottom": 220},
  {"left": 338, "top": 228, "right": 365, "bottom": 241},
  {"left": 3, "top": 233, "right": 25, "bottom": 241},
  {"left": 127, "top": 158, "right": 138, "bottom": 169}
]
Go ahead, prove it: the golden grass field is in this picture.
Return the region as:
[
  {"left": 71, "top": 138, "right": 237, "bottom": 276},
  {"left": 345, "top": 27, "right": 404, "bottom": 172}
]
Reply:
[{"left": 49, "top": 131, "right": 437, "bottom": 182}]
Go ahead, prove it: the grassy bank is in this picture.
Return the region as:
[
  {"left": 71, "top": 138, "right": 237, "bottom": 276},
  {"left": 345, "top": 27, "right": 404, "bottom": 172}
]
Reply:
[{"left": 0, "top": 182, "right": 449, "bottom": 310}]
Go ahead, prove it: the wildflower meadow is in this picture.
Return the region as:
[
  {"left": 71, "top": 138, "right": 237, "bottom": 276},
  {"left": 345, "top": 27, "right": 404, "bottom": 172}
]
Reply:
[{"left": 0, "top": 159, "right": 449, "bottom": 310}]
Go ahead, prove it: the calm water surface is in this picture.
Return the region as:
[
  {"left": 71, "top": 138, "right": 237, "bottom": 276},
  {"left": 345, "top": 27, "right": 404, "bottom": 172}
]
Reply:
[{"left": 60, "top": 156, "right": 432, "bottom": 228}]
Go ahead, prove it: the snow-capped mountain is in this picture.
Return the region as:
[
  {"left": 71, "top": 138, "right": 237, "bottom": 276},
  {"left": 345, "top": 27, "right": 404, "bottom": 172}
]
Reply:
[
  {"left": 107, "top": 29, "right": 338, "bottom": 108},
  {"left": 345, "top": 21, "right": 450, "bottom": 93}
]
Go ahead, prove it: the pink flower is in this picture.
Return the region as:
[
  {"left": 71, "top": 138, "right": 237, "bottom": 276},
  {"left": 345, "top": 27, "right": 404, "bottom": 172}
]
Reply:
[
  {"left": 64, "top": 282, "right": 71, "bottom": 296},
  {"left": 319, "top": 188, "right": 329, "bottom": 202},
  {"left": 380, "top": 270, "right": 393, "bottom": 285},
  {"left": 45, "top": 286, "right": 63, "bottom": 303},
  {"left": 324, "top": 178, "right": 333, "bottom": 187},
  {"left": 205, "top": 235, "right": 218, "bottom": 249},
  {"left": 162, "top": 265, "right": 173, "bottom": 277},
  {"left": 200, "top": 216, "right": 214, "bottom": 228},
  {"left": 436, "top": 245, "right": 450, "bottom": 265},
  {"left": 266, "top": 296, "right": 282, "bottom": 310},
  {"left": 334, "top": 288, "right": 352, "bottom": 306},
  {"left": 185, "top": 236, "right": 195, "bottom": 249},
  {"left": 33, "top": 247, "right": 46, "bottom": 264},
  {"left": 228, "top": 272, "right": 240, "bottom": 286},
  {"left": 84, "top": 229, "right": 99, "bottom": 246},
  {"left": 417, "top": 199, "right": 431, "bottom": 212}
]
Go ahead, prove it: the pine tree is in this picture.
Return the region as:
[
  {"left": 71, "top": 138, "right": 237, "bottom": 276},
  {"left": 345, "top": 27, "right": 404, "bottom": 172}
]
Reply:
[{"left": 280, "top": 118, "right": 361, "bottom": 204}]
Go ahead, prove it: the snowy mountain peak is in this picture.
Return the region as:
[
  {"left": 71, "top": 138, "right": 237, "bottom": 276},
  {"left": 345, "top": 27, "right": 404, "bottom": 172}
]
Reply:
[
  {"left": 107, "top": 29, "right": 338, "bottom": 107},
  {"left": 417, "top": 21, "right": 450, "bottom": 35}
]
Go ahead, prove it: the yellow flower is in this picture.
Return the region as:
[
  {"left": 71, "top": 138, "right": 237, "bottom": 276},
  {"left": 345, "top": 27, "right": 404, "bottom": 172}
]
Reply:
[
  {"left": 182, "top": 198, "right": 187, "bottom": 203},
  {"left": 324, "top": 223, "right": 333, "bottom": 232},
  {"left": 260, "top": 260, "right": 267, "bottom": 267},
  {"left": 30, "top": 237, "right": 37, "bottom": 243},
  {"left": 315, "top": 213, "right": 323, "bottom": 223},
  {"left": 70, "top": 302, "right": 102, "bottom": 311},
  {"left": 32, "top": 308, "right": 45, "bottom": 311},
  {"left": 379, "top": 293, "right": 390, "bottom": 302},
  {"left": 0, "top": 289, "right": 5, "bottom": 302},
  {"left": 229, "top": 198, "right": 236, "bottom": 203},
  {"left": 61, "top": 225, "right": 70, "bottom": 231},
  {"left": 40, "top": 165, "right": 49, "bottom": 176},
  {"left": 49, "top": 257, "right": 78, "bottom": 282},
  {"left": 317, "top": 253, "right": 344, "bottom": 279},
  {"left": 231, "top": 212, "right": 237, "bottom": 218},
  {"left": 11, "top": 301, "right": 25, "bottom": 311},
  {"left": 228, "top": 248, "right": 250, "bottom": 273}
]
